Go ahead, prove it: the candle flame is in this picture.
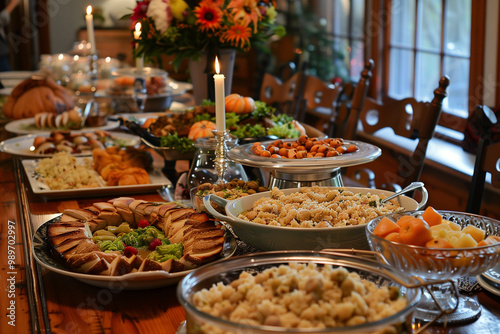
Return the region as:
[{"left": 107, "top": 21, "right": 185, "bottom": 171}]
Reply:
[
  {"left": 215, "top": 56, "right": 220, "bottom": 74},
  {"left": 135, "top": 22, "right": 141, "bottom": 33},
  {"left": 105, "top": 57, "right": 111, "bottom": 63},
  {"left": 86, "top": 6, "right": 92, "bottom": 15},
  {"left": 58, "top": 54, "right": 64, "bottom": 61}
]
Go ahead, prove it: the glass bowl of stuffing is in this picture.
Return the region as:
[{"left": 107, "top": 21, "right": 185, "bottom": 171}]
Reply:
[{"left": 177, "top": 250, "right": 453, "bottom": 334}]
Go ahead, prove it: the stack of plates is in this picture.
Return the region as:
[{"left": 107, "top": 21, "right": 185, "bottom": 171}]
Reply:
[{"left": 477, "top": 263, "right": 500, "bottom": 296}]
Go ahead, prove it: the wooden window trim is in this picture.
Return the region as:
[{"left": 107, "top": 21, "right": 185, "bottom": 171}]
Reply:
[{"left": 375, "top": 0, "right": 486, "bottom": 135}]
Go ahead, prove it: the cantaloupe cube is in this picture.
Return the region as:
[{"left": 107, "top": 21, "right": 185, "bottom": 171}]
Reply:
[
  {"left": 455, "top": 233, "right": 478, "bottom": 248},
  {"left": 373, "top": 217, "right": 400, "bottom": 238},
  {"left": 443, "top": 220, "right": 462, "bottom": 231},
  {"left": 462, "top": 225, "right": 486, "bottom": 243},
  {"left": 477, "top": 235, "right": 500, "bottom": 246}
]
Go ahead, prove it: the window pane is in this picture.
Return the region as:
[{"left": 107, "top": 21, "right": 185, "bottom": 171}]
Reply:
[
  {"left": 445, "top": 0, "right": 471, "bottom": 57},
  {"left": 352, "top": 0, "right": 365, "bottom": 38},
  {"left": 444, "top": 56, "right": 470, "bottom": 117},
  {"left": 415, "top": 52, "right": 440, "bottom": 101},
  {"left": 332, "top": 38, "right": 351, "bottom": 81},
  {"left": 390, "top": 0, "right": 415, "bottom": 47},
  {"left": 416, "top": 0, "right": 442, "bottom": 51},
  {"left": 349, "top": 40, "right": 364, "bottom": 79},
  {"left": 333, "top": 0, "right": 349, "bottom": 35},
  {"left": 389, "top": 48, "right": 414, "bottom": 98}
]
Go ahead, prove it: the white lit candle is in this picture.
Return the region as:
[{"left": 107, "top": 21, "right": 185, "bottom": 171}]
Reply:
[
  {"left": 134, "top": 22, "right": 144, "bottom": 73},
  {"left": 214, "top": 56, "right": 225, "bottom": 132},
  {"left": 85, "top": 6, "right": 97, "bottom": 54}
]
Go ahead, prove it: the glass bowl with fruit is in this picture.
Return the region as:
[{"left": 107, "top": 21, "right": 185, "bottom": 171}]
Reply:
[{"left": 366, "top": 208, "right": 500, "bottom": 326}]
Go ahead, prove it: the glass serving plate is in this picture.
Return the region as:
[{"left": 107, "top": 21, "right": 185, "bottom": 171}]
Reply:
[{"left": 366, "top": 211, "right": 500, "bottom": 326}]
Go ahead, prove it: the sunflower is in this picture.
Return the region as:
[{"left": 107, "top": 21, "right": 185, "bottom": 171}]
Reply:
[
  {"left": 193, "top": 3, "right": 224, "bottom": 32},
  {"left": 227, "top": 0, "right": 261, "bottom": 33},
  {"left": 222, "top": 24, "right": 252, "bottom": 49}
]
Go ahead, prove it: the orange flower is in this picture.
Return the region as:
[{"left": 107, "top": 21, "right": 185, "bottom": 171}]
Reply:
[
  {"left": 228, "top": 0, "right": 261, "bottom": 32},
  {"left": 200, "top": 0, "right": 225, "bottom": 6},
  {"left": 222, "top": 24, "right": 252, "bottom": 49},
  {"left": 193, "top": 3, "right": 223, "bottom": 32}
]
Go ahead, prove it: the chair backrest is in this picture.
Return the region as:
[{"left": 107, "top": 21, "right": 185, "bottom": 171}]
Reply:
[
  {"left": 466, "top": 105, "right": 500, "bottom": 214},
  {"left": 300, "top": 60, "right": 374, "bottom": 138},
  {"left": 336, "top": 59, "right": 374, "bottom": 139},
  {"left": 301, "top": 75, "right": 343, "bottom": 133},
  {"left": 259, "top": 71, "right": 305, "bottom": 119},
  {"left": 358, "top": 75, "right": 450, "bottom": 189}
]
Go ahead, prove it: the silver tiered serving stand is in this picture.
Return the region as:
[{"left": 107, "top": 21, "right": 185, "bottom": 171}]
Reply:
[{"left": 227, "top": 139, "right": 382, "bottom": 188}]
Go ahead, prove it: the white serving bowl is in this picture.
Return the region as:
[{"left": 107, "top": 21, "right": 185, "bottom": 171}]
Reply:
[{"left": 204, "top": 186, "right": 427, "bottom": 251}]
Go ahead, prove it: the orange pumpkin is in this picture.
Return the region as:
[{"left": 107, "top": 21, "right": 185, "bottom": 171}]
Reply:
[
  {"left": 225, "top": 94, "right": 255, "bottom": 114},
  {"left": 188, "top": 120, "right": 217, "bottom": 140}
]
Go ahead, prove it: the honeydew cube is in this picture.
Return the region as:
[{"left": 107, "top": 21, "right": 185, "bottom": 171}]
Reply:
[
  {"left": 430, "top": 223, "right": 452, "bottom": 239},
  {"left": 455, "top": 233, "right": 478, "bottom": 248},
  {"left": 462, "top": 225, "right": 486, "bottom": 243},
  {"left": 443, "top": 230, "right": 462, "bottom": 242},
  {"left": 443, "top": 220, "right": 462, "bottom": 231},
  {"left": 448, "top": 236, "right": 460, "bottom": 248}
]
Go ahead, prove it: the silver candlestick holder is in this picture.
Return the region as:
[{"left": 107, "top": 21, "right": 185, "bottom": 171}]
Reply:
[
  {"left": 213, "top": 130, "right": 229, "bottom": 184},
  {"left": 89, "top": 53, "right": 98, "bottom": 96},
  {"left": 84, "top": 54, "right": 100, "bottom": 124}
]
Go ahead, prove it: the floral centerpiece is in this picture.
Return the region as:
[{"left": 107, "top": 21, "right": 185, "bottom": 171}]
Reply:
[{"left": 126, "top": 0, "right": 285, "bottom": 70}]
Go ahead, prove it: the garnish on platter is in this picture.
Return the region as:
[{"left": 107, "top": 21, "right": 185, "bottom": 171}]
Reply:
[
  {"left": 46, "top": 198, "right": 226, "bottom": 275},
  {"left": 141, "top": 95, "right": 306, "bottom": 153}
]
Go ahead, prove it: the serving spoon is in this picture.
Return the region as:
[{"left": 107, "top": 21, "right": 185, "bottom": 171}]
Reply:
[{"left": 380, "top": 181, "right": 425, "bottom": 205}]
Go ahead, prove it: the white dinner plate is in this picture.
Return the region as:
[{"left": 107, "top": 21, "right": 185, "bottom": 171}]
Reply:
[
  {"left": 5, "top": 118, "right": 120, "bottom": 135},
  {"left": 477, "top": 274, "right": 500, "bottom": 297},
  {"left": 0, "top": 132, "right": 140, "bottom": 158},
  {"left": 32, "top": 215, "right": 237, "bottom": 289},
  {"left": 0, "top": 87, "right": 12, "bottom": 95},
  {"left": 483, "top": 263, "right": 500, "bottom": 285},
  {"left": 0, "top": 70, "right": 35, "bottom": 80},
  {"left": 22, "top": 157, "right": 170, "bottom": 198}
]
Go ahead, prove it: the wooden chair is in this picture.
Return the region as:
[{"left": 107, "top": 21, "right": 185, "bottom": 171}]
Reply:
[
  {"left": 348, "top": 75, "right": 450, "bottom": 191},
  {"left": 301, "top": 76, "right": 343, "bottom": 135},
  {"left": 259, "top": 71, "right": 305, "bottom": 120},
  {"left": 301, "top": 60, "right": 374, "bottom": 139},
  {"left": 466, "top": 105, "right": 500, "bottom": 214}
]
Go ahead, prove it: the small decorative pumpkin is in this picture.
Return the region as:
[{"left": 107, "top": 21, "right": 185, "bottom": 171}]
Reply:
[
  {"left": 225, "top": 94, "right": 255, "bottom": 114},
  {"left": 188, "top": 120, "right": 217, "bottom": 140}
]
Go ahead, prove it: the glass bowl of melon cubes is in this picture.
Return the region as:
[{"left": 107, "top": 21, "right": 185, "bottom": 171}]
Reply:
[
  {"left": 366, "top": 207, "right": 500, "bottom": 279},
  {"left": 366, "top": 208, "right": 500, "bottom": 325}
]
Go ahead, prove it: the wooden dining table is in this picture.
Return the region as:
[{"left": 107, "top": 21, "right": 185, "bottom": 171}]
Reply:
[{"left": 1, "top": 149, "right": 500, "bottom": 334}]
